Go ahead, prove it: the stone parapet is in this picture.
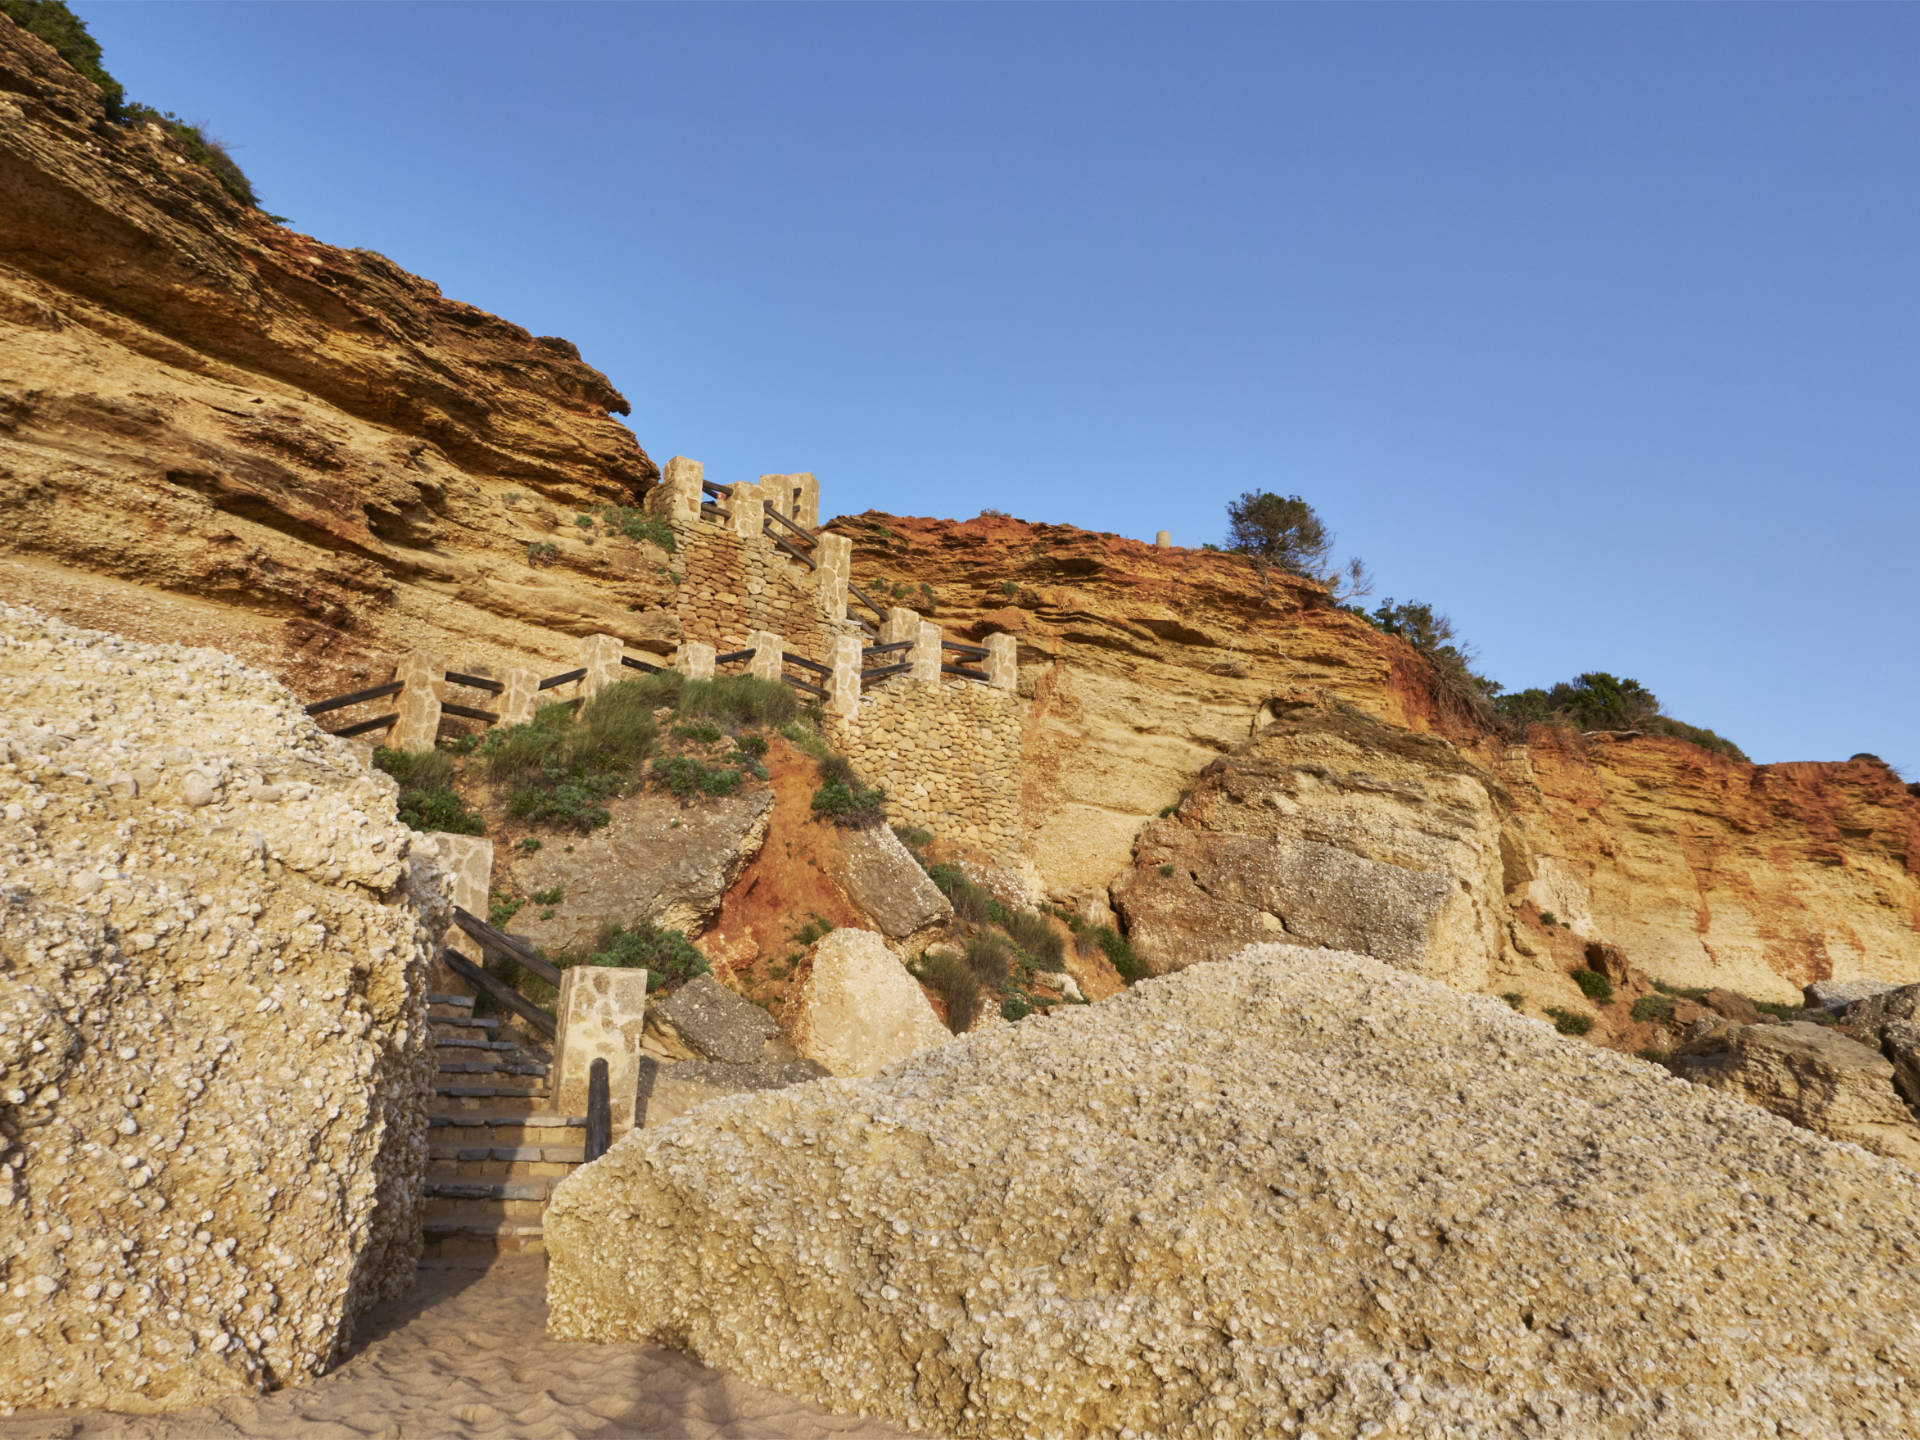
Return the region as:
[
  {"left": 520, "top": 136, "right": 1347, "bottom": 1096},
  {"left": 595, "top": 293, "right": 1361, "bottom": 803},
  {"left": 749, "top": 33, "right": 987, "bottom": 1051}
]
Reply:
[
  {"left": 984, "top": 633, "right": 1018, "bottom": 691},
  {"left": 580, "top": 633, "right": 625, "bottom": 698},
  {"left": 553, "top": 967, "right": 650, "bottom": 1130},
  {"left": 389, "top": 649, "right": 445, "bottom": 752},
  {"left": 675, "top": 639, "right": 716, "bottom": 682},
  {"left": 647, "top": 454, "right": 703, "bottom": 524},
  {"left": 748, "top": 629, "right": 784, "bottom": 683},
  {"left": 498, "top": 665, "right": 541, "bottom": 726}
]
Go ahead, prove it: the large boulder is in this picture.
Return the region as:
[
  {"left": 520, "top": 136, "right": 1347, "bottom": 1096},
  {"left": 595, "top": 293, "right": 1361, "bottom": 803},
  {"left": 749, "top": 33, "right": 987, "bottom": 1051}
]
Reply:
[
  {"left": 643, "top": 974, "right": 780, "bottom": 1064},
  {"left": 826, "top": 824, "right": 951, "bottom": 939},
  {"left": 547, "top": 944, "right": 1920, "bottom": 1438},
  {"left": 1831, "top": 984, "right": 1920, "bottom": 1111},
  {"left": 783, "top": 928, "right": 950, "bottom": 1078},
  {"left": 1112, "top": 702, "right": 1509, "bottom": 990},
  {"left": 1806, "top": 977, "right": 1906, "bottom": 1011},
  {"left": 1672, "top": 1021, "right": 1920, "bottom": 1168},
  {"left": 507, "top": 784, "right": 773, "bottom": 951},
  {"left": 0, "top": 605, "right": 439, "bottom": 1413},
  {"left": 633, "top": 1056, "right": 828, "bottom": 1129}
]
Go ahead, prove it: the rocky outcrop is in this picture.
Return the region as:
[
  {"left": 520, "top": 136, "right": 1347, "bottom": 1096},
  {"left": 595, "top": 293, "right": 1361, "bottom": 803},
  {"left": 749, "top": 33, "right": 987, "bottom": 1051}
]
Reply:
[
  {"left": 824, "top": 824, "right": 951, "bottom": 940},
  {"left": 0, "top": 604, "right": 439, "bottom": 1412},
  {"left": 1672, "top": 1021, "right": 1920, "bottom": 1168},
  {"left": 1831, "top": 984, "right": 1920, "bottom": 1111},
  {"left": 507, "top": 785, "right": 773, "bottom": 952},
  {"left": 784, "top": 929, "right": 950, "bottom": 1078},
  {"left": 838, "top": 512, "right": 1920, "bottom": 1006},
  {"left": 644, "top": 974, "right": 780, "bottom": 1064},
  {"left": 1112, "top": 698, "right": 1509, "bottom": 989},
  {"left": 0, "top": 18, "right": 665, "bottom": 703},
  {"left": 546, "top": 944, "right": 1920, "bottom": 1437}
]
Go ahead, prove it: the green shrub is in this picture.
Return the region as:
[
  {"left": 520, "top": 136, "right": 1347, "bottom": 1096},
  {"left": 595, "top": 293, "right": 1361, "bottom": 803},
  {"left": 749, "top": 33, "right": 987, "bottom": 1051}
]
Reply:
[
  {"left": 917, "top": 951, "right": 979, "bottom": 1034},
  {"left": 812, "top": 776, "right": 886, "bottom": 828},
  {"left": 1158, "top": 864, "right": 1176, "bottom": 878},
  {"left": 489, "top": 893, "right": 525, "bottom": 928},
  {"left": 527, "top": 541, "right": 558, "bottom": 566},
  {"left": 1003, "top": 910, "right": 1065, "bottom": 970},
  {"left": 2, "top": 0, "right": 124, "bottom": 113},
  {"left": 1631, "top": 995, "right": 1675, "bottom": 1024},
  {"left": 653, "top": 755, "right": 743, "bottom": 800},
  {"left": 1501, "top": 992, "right": 1524, "bottom": 1010},
  {"left": 372, "top": 746, "right": 484, "bottom": 835},
  {"left": 1639, "top": 1047, "right": 1672, "bottom": 1066},
  {"left": 1652, "top": 979, "right": 1708, "bottom": 1000},
  {"left": 507, "top": 773, "right": 619, "bottom": 830},
  {"left": 582, "top": 919, "right": 708, "bottom": 992},
  {"left": 735, "top": 732, "right": 769, "bottom": 758},
  {"left": 965, "top": 933, "right": 1014, "bottom": 991},
  {"left": 575, "top": 514, "right": 595, "bottom": 530},
  {"left": 790, "top": 914, "right": 833, "bottom": 948},
  {"left": 891, "top": 823, "right": 933, "bottom": 854},
  {"left": 1092, "top": 925, "right": 1147, "bottom": 984},
  {"left": 672, "top": 719, "right": 724, "bottom": 744},
  {"left": 482, "top": 684, "right": 659, "bottom": 829},
  {"left": 530, "top": 886, "right": 564, "bottom": 905},
  {"left": 1539, "top": 911, "right": 1559, "bottom": 927},
  {"left": 677, "top": 675, "right": 798, "bottom": 731},
  {"left": 1751, "top": 998, "right": 1805, "bottom": 1021},
  {"left": 438, "top": 732, "right": 480, "bottom": 755},
  {"left": 1543, "top": 1007, "right": 1593, "bottom": 1036},
  {"left": 1571, "top": 968, "right": 1614, "bottom": 1004},
  {"left": 517, "top": 836, "right": 541, "bottom": 854},
  {"left": 1001, "top": 994, "right": 1035, "bottom": 1022}
]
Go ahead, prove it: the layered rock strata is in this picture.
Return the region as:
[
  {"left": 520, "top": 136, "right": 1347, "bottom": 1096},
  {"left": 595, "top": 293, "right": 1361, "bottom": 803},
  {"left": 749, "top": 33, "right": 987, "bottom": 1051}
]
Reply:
[
  {"left": 0, "top": 603, "right": 440, "bottom": 1412},
  {"left": 0, "top": 19, "right": 662, "bottom": 701},
  {"left": 547, "top": 944, "right": 1920, "bottom": 1438}
]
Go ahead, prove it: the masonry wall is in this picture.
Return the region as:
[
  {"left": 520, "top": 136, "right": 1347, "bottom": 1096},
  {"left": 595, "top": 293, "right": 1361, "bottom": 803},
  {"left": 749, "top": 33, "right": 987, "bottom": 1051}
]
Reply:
[
  {"left": 832, "top": 678, "right": 1023, "bottom": 858},
  {"left": 666, "top": 519, "right": 828, "bottom": 656}
]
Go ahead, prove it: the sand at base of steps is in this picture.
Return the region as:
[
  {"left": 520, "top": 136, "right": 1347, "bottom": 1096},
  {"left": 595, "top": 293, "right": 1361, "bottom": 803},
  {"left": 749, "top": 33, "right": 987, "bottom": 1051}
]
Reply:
[{"left": 0, "top": 1258, "right": 911, "bottom": 1440}]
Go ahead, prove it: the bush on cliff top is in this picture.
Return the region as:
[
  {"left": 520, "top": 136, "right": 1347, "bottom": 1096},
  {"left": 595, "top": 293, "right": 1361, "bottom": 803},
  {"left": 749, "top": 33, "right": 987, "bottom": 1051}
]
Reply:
[{"left": 2, "top": 0, "right": 263, "bottom": 208}]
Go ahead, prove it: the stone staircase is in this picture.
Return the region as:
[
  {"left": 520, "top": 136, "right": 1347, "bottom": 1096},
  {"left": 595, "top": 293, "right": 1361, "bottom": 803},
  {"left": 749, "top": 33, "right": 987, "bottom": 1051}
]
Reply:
[{"left": 420, "top": 990, "right": 587, "bottom": 1261}]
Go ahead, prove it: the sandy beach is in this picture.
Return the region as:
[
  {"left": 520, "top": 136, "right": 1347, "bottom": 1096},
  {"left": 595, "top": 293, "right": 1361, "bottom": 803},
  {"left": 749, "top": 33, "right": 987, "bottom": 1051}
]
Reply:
[{"left": 0, "top": 1259, "right": 910, "bottom": 1440}]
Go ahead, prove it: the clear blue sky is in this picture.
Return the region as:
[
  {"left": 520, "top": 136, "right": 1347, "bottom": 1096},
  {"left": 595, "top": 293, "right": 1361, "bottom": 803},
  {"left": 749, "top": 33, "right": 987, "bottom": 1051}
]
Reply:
[{"left": 74, "top": 3, "right": 1917, "bottom": 768}]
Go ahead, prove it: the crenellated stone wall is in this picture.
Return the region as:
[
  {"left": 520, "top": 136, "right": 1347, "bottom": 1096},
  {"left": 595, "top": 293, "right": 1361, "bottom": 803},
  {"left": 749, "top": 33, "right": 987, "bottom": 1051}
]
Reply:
[{"left": 832, "top": 678, "right": 1024, "bottom": 858}]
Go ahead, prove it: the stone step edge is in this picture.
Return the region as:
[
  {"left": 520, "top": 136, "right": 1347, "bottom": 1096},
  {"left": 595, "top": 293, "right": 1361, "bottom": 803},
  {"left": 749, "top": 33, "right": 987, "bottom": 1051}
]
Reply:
[
  {"left": 423, "top": 1219, "right": 545, "bottom": 1238},
  {"left": 428, "top": 1112, "right": 588, "bottom": 1128},
  {"left": 427, "top": 993, "right": 475, "bottom": 1009},
  {"left": 429, "top": 1145, "right": 587, "bottom": 1164},
  {"left": 434, "top": 1085, "right": 551, "bottom": 1099},
  {"left": 424, "top": 1178, "right": 555, "bottom": 1201},
  {"left": 431, "top": 1014, "right": 498, "bottom": 1031}
]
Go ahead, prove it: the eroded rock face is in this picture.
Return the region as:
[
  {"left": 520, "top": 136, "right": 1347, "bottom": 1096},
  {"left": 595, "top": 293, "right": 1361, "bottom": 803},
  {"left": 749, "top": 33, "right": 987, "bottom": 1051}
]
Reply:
[
  {"left": 1673, "top": 1021, "right": 1920, "bottom": 1169},
  {"left": 0, "top": 604, "right": 439, "bottom": 1413},
  {"left": 644, "top": 975, "right": 779, "bottom": 1064},
  {"left": 0, "top": 19, "right": 664, "bottom": 700},
  {"left": 1113, "top": 701, "right": 1509, "bottom": 990},
  {"left": 507, "top": 785, "right": 774, "bottom": 951},
  {"left": 633, "top": 1057, "right": 828, "bottom": 1129},
  {"left": 546, "top": 945, "right": 1920, "bottom": 1438},
  {"left": 784, "top": 929, "right": 950, "bottom": 1078}
]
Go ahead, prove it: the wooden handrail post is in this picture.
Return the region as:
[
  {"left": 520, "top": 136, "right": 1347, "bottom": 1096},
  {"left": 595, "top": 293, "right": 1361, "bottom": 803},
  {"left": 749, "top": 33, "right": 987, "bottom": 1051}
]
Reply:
[{"left": 585, "top": 1059, "right": 610, "bottom": 1161}]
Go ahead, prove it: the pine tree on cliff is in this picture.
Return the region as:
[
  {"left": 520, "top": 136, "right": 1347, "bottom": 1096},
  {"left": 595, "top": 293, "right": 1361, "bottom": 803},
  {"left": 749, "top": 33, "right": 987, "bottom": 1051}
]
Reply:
[{"left": 1225, "top": 490, "right": 1371, "bottom": 603}]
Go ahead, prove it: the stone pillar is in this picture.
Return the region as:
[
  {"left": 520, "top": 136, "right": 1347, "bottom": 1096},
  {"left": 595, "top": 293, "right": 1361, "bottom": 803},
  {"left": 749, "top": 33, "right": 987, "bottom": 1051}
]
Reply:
[
  {"left": 1156, "top": 530, "right": 1172, "bottom": 550},
  {"left": 675, "top": 640, "right": 716, "bottom": 682},
  {"left": 815, "top": 531, "right": 851, "bottom": 623},
  {"left": 646, "top": 455, "right": 703, "bottom": 525},
  {"left": 984, "top": 633, "right": 1018, "bottom": 691},
  {"left": 428, "top": 834, "right": 493, "bottom": 962},
  {"left": 497, "top": 666, "right": 541, "bottom": 727},
  {"left": 748, "top": 629, "right": 784, "bottom": 683},
  {"left": 553, "top": 967, "right": 649, "bottom": 1129},
  {"left": 388, "top": 650, "right": 445, "bottom": 752},
  {"left": 910, "top": 620, "right": 942, "bottom": 685},
  {"left": 880, "top": 606, "right": 919, "bottom": 647},
  {"left": 727, "top": 480, "right": 766, "bottom": 539},
  {"left": 827, "top": 632, "right": 863, "bottom": 718},
  {"left": 579, "top": 634, "right": 625, "bottom": 699},
  {"left": 789, "top": 472, "right": 820, "bottom": 529}
]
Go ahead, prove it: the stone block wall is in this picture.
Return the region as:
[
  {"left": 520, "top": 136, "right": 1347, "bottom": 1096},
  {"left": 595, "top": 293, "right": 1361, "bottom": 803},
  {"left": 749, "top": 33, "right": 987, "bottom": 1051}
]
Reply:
[
  {"left": 832, "top": 678, "right": 1023, "bottom": 858},
  {"left": 666, "top": 519, "right": 827, "bottom": 657}
]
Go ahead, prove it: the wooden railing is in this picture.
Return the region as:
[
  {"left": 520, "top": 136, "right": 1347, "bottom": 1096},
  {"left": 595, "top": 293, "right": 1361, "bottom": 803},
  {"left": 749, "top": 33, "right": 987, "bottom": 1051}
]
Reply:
[{"left": 441, "top": 906, "right": 559, "bottom": 1036}]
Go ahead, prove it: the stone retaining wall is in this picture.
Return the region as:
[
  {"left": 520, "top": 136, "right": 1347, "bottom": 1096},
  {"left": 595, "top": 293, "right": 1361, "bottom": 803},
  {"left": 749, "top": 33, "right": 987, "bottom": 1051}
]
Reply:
[{"left": 832, "top": 678, "right": 1023, "bottom": 857}]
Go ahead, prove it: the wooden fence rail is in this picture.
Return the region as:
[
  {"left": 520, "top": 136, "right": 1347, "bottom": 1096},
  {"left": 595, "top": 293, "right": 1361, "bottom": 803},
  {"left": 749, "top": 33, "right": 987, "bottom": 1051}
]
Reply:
[
  {"left": 942, "top": 663, "right": 989, "bottom": 682},
  {"left": 441, "top": 950, "right": 556, "bottom": 1036},
  {"left": 621, "top": 654, "right": 664, "bottom": 674},
  {"left": 863, "top": 662, "right": 912, "bottom": 685},
  {"left": 304, "top": 681, "right": 404, "bottom": 717},
  {"left": 444, "top": 671, "right": 505, "bottom": 695},
  {"left": 538, "top": 667, "right": 588, "bottom": 691}
]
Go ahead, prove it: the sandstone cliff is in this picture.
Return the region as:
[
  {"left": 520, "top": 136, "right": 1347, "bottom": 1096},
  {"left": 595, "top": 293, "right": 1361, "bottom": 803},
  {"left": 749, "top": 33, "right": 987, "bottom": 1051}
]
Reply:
[
  {"left": 0, "top": 18, "right": 668, "bottom": 704},
  {"left": 834, "top": 511, "right": 1920, "bottom": 1005}
]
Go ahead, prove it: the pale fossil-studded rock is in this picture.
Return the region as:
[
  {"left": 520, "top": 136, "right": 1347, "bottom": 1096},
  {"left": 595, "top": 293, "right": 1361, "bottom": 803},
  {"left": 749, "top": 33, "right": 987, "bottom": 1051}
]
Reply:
[
  {"left": 783, "top": 928, "right": 950, "bottom": 1078},
  {"left": 1672, "top": 1020, "right": 1920, "bottom": 1169},
  {"left": 0, "top": 603, "right": 440, "bottom": 1414},
  {"left": 547, "top": 944, "right": 1920, "bottom": 1439}
]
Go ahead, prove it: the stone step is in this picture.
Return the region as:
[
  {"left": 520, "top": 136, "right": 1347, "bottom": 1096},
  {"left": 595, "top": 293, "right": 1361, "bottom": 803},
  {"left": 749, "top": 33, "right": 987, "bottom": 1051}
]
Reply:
[
  {"left": 428, "top": 1111, "right": 588, "bottom": 1129},
  {"left": 421, "top": 1217, "right": 546, "bottom": 1260},
  {"left": 434, "top": 1083, "right": 551, "bottom": 1102},
  {"left": 429, "top": 1143, "right": 588, "bottom": 1166},
  {"left": 424, "top": 1175, "right": 557, "bottom": 1202},
  {"left": 429, "top": 1114, "right": 587, "bottom": 1147},
  {"left": 426, "top": 992, "right": 475, "bottom": 1009},
  {"left": 431, "top": 1014, "right": 499, "bottom": 1032},
  {"left": 432, "top": 1036, "right": 519, "bottom": 1052},
  {"left": 434, "top": 1058, "right": 550, "bottom": 1076}
]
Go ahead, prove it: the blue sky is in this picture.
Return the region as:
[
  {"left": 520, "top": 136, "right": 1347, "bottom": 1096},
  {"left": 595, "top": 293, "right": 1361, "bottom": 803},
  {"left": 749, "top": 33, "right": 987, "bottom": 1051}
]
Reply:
[{"left": 74, "top": 3, "right": 1917, "bottom": 768}]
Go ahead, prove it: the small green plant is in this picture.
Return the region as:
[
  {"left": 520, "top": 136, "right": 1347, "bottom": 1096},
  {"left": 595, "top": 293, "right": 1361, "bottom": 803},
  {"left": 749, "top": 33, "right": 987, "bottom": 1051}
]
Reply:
[
  {"left": 438, "top": 732, "right": 480, "bottom": 755},
  {"left": 927, "top": 863, "right": 1003, "bottom": 926},
  {"left": 1001, "top": 994, "right": 1035, "bottom": 1022},
  {"left": 581, "top": 918, "right": 709, "bottom": 991},
  {"left": 371, "top": 746, "right": 484, "bottom": 835},
  {"left": 1502, "top": 992, "right": 1524, "bottom": 1010},
  {"left": 1751, "top": 998, "right": 1805, "bottom": 1021},
  {"left": 1539, "top": 911, "right": 1559, "bottom": 927},
  {"left": 1543, "top": 1007, "right": 1593, "bottom": 1036},
  {"left": 517, "top": 836, "right": 542, "bottom": 854},
  {"left": 527, "top": 540, "right": 559, "bottom": 566},
  {"left": 734, "top": 732, "right": 769, "bottom": 758},
  {"left": 1571, "top": 968, "right": 1614, "bottom": 1004},
  {"left": 1652, "top": 979, "right": 1709, "bottom": 1000},
  {"left": 531, "top": 886, "right": 565, "bottom": 906},
  {"left": 1003, "top": 910, "right": 1065, "bottom": 970},
  {"left": 503, "top": 490, "right": 522, "bottom": 504},
  {"left": 1092, "top": 925, "right": 1146, "bottom": 984},
  {"left": 812, "top": 775, "right": 887, "bottom": 828},
  {"left": 1639, "top": 1047, "right": 1672, "bottom": 1065},
  {"left": 1631, "top": 995, "right": 1675, "bottom": 1023},
  {"left": 998, "top": 579, "right": 1018, "bottom": 598},
  {"left": 489, "top": 892, "right": 525, "bottom": 928},
  {"left": 790, "top": 914, "right": 834, "bottom": 949},
  {"left": 1158, "top": 863, "right": 1176, "bottom": 878},
  {"left": 672, "top": 719, "right": 724, "bottom": 744},
  {"left": 1158, "top": 804, "right": 1177, "bottom": 818},
  {"left": 654, "top": 755, "right": 744, "bottom": 800},
  {"left": 964, "top": 933, "right": 1015, "bottom": 990},
  {"left": 916, "top": 950, "right": 979, "bottom": 1033},
  {"left": 575, "top": 514, "right": 595, "bottom": 529}
]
